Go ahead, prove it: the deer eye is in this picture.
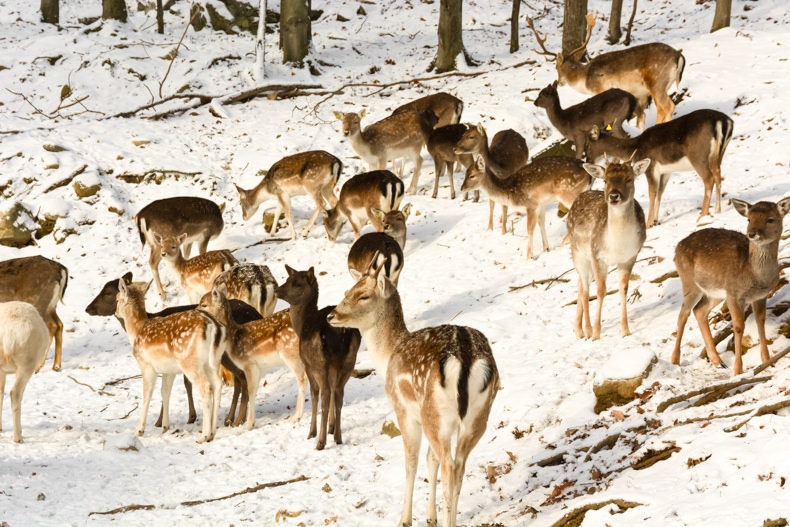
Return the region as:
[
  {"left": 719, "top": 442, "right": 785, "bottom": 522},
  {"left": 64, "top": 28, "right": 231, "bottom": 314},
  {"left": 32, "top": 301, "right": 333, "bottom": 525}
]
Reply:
[
  {"left": 767, "top": 218, "right": 775, "bottom": 223},
  {"left": 358, "top": 296, "right": 369, "bottom": 302}
]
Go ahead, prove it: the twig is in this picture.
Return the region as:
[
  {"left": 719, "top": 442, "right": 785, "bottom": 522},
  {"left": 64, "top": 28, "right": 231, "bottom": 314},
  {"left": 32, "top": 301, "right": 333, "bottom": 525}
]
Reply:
[
  {"left": 43, "top": 164, "right": 88, "bottom": 193},
  {"left": 88, "top": 504, "right": 156, "bottom": 516},
  {"left": 753, "top": 344, "right": 790, "bottom": 375},
  {"left": 724, "top": 397, "right": 790, "bottom": 432},
  {"left": 563, "top": 289, "right": 617, "bottom": 307},
  {"left": 509, "top": 276, "right": 570, "bottom": 292},
  {"left": 67, "top": 374, "right": 97, "bottom": 392},
  {"left": 159, "top": 10, "right": 197, "bottom": 99},
  {"left": 101, "top": 374, "right": 141, "bottom": 389},
  {"left": 109, "top": 403, "right": 139, "bottom": 421},
  {"left": 655, "top": 375, "right": 772, "bottom": 413}
]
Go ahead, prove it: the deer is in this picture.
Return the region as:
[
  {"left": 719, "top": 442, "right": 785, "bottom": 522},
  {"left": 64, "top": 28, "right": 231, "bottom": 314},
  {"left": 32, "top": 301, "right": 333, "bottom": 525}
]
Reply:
[
  {"left": 334, "top": 109, "right": 438, "bottom": 195},
  {"left": 0, "top": 256, "right": 68, "bottom": 372},
  {"left": 115, "top": 280, "right": 226, "bottom": 443},
  {"left": 85, "top": 272, "right": 262, "bottom": 427},
  {"left": 135, "top": 196, "right": 224, "bottom": 301},
  {"left": 461, "top": 155, "right": 591, "bottom": 259},
  {"left": 323, "top": 170, "right": 405, "bottom": 242},
  {"left": 585, "top": 108, "right": 734, "bottom": 228},
  {"left": 326, "top": 258, "right": 499, "bottom": 527},
  {"left": 566, "top": 158, "right": 651, "bottom": 340},
  {"left": 234, "top": 150, "right": 341, "bottom": 240},
  {"left": 533, "top": 81, "right": 636, "bottom": 158},
  {"left": 213, "top": 263, "right": 278, "bottom": 317},
  {"left": 392, "top": 92, "right": 464, "bottom": 129},
  {"left": 0, "top": 301, "right": 50, "bottom": 443},
  {"left": 196, "top": 288, "right": 307, "bottom": 430},
  {"left": 427, "top": 124, "right": 474, "bottom": 199},
  {"left": 276, "top": 266, "right": 361, "bottom": 450},
  {"left": 347, "top": 204, "right": 412, "bottom": 287},
  {"left": 154, "top": 232, "right": 238, "bottom": 303},
  {"left": 672, "top": 197, "right": 790, "bottom": 376},
  {"left": 527, "top": 13, "right": 685, "bottom": 129}
]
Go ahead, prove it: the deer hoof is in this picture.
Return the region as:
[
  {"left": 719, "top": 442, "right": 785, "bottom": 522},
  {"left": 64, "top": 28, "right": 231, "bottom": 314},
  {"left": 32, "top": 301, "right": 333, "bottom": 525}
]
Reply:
[
  {"left": 187, "top": 415, "right": 197, "bottom": 424},
  {"left": 315, "top": 440, "right": 326, "bottom": 451},
  {"left": 135, "top": 428, "right": 144, "bottom": 437},
  {"left": 52, "top": 364, "right": 61, "bottom": 372},
  {"left": 161, "top": 426, "right": 169, "bottom": 433},
  {"left": 14, "top": 436, "right": 24, "bottom": 444}
]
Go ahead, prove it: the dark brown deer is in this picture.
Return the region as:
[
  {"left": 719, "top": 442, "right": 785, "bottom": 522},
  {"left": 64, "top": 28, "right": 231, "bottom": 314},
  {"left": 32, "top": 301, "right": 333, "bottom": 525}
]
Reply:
[
  {"left": 427, "top": 124, "right": 474, "bottom": 199},
  {"left": 347, "top": 204, "right": 411, "bottom": 286}
]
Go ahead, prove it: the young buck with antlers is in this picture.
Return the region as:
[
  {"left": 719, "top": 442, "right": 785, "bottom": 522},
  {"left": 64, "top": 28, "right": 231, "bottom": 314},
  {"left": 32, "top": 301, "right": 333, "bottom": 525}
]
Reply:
[
  {"left": 527, "top": 13, "right": 685, "bottom": 129},
  {"left": 323, "top": 170, "right": 405, "bottom": 242},
  {"left": 213, "top": 263, "right": 278, "bottom": 317},
  {"left": 672, "top": 197, "right": 790, "bottom": 376},
  {"left": 462, "top": 156, "right": 591, "bottom": 259},
  {"left": 235, "top": 150, "right": 341, "bottom": 239},
  {"left": 0, "top": 255, "right": 68, "bottom": 372},
  {"left": 347, "top": 204, "right": 412, "bottom": 287},
  {"left": 116, "top": 281, "right": 226, "bottom": 442},
  {"left": 585, "top": 109, "right": 734, "bottom": 228},
  {"left": 533, "top": 81, "right": 635, "bottom": 158},
  {"left": 136, "top": 196, "right": 224, "bottom": 301},
  {"left": 327, "top": 259, "right": 499, "bottom": 527},
  {"left": 567, "top": 159, "right": 651, "bottom": 340}
]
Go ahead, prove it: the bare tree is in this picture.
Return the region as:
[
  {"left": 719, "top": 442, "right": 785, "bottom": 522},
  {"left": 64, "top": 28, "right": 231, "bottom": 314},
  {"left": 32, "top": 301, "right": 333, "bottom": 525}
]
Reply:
[
  {"left": 562, "top": 0, "right": 588, "bottom": 56},
  {"left": 156, "top": 0, "right": 164, "bottom": 33},
  {"left": 432, "top": 0, "right": 465, "bottom": 72},
  {"left": 41, "top": 0, "right": 58, "bottom": 24},
  {"left": 711, "top": 0, "right": 731, "bottom": 32},
  {"left": 281, "top": 0, "right": 309, "bottom": 64},
  {"left": 607, "top": 0, "right": 623, "bottom": 43},
  {"left": 102, "top": 0, "right": 128, "bottom": 22},
  {"left": 255, "top": 0, "right": 267, "bottom": 80},
  {"left": 510, "top": 0, "right": 520, "bottom": 53}
]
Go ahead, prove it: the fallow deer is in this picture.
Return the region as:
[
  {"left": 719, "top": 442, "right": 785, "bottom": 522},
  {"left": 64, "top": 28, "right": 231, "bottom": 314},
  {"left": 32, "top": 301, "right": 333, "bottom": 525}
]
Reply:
[
  {"left": 276, "top": 267, "right": 361, "bottom": 450},
  {"left": 327, "top": 259, "right": 499, "bottom": 527},
  {"left": 323, "top": 170, "right": 405, "bottom": 242},
  {"left": 115, "top": 281, "right": 226, "bottom": 442},
  {"left": 136, "top": 196, "right": 224, "bottom": 301},
  {"left": 462, "top": 156, "right": 591, "bottom": 259},
  {"left": 585, "top": 109, "right": 734, "bottom": 228},
  {"left": 213, "top": 263, "right": 278, "bottom": 317},
  {"left": 347, "top": 204, "right": 412, "bottom": 286},
  {"left": 566, "top": 159, "right": 651, "bottom": 340},
  {"left": 235, "top": 150, "right": 341, "bottom": 239},
  {"left": 672, "top": 197, "right": 790, "bottom": 375},
  {"left": 427, "top": 124, "right": 474, "bottom": 199},
  {"left": 392, "top": 92, "right": 464, "bottom": 129},
  {"left": 154, "top": 232, "right": 238, "bottom": 303},
  {"left": 0, "top": 256, "right": 68, "bottom": 372},
  {"left": 527, "top": 13, "right": 685, "bottom": 129},
  {"left": 0, "top": 301, "right": 50, "bottom": 443},
  {"left": 533, "top": 81, "right": 635, "bottom": 158}
]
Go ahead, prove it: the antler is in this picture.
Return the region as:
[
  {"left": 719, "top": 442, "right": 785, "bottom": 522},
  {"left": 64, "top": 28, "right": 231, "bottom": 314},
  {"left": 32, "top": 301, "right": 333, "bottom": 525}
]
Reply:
[
  {"left": 567, "top": 13, "right": 596, "bottom": 59},
  {"left": 525, "top": 15, "right": 557, "bottom": 61}
]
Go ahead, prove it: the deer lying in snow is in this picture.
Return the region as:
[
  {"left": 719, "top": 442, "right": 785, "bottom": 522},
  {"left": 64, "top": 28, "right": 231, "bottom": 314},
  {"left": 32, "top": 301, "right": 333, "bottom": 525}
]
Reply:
[{"left": 347, "top": 204, "right": 411, "bottom": 286}]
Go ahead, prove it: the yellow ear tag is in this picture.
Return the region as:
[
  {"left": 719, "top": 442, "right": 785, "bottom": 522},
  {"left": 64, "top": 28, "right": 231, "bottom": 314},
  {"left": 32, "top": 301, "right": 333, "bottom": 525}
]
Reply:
[
  {"left": 125, "top": 278, "right": 131, "bottom": 284},
  {"left": 219, "top": 203, "right": 224, "bottom": 211},
  {"left": 605, "top": 124, "right": 612, "bottom": 131}
]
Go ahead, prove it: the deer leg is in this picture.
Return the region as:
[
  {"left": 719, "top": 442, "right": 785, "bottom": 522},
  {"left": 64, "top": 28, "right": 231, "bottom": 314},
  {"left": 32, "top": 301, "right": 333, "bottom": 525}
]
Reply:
[
  {"left": 327, "top": 386, "right": 336, "bottom": 436},
  {"left": 692, "top": 295, "right": 724, "bottom": 368},
  {"left": 244, "top": 365, "right": 262, "bottom": 431},
  {"left": 159, "top": 373, "right": 176, "bottom": 433},
  {"left": 277, "top": 196, "right": 297, "bottom": 240},
  {"left": 195, "top": 375, "right": 213, "bottom": 443},
  {"left": 209, "top": 367, "right": 222, "bottom": 441},
  {"left": 692, "top": 161, "right": 716, "bottom": 220},
  {"left": 753, "top": 298, "right": 770, "bottom": 364},
  {"left": 332, "top": 384, "right": 345, "bottom": 445},
  {"left": 149, "top": 245, "right": 167, "bottom": 300},
  {"left": 426, "top": 447, "right": 440, "bottom": 527},
  {"left": 407, "top": 154, "right": 423, "bottom": 195},
  {"left": 574, "top": 260, "right": 593, "bottom": 339},
  {"left": 302, "top": 192, "right": 325, "bottom": 238},
  {"left": 653, "top": 90, "right": 675, "bottom": 125},
  {"left": 645, "top": 168, "right": 659, "bottom": 228},
  {"left": 525, "top": 207, "right": 537, "bottom": 260},
  {"left": 432, "top": 158, "right": 444, "bottom": 199},
  {"left": 501, "top": 205, "right": 509, "bottom": 234},
  {"left": 397, "top": 413, "right": 422, "bottom": 527},
  {"left": 268, "top": 202, "right": 283, "bottom": 236},
  {"left": 447, "top": 161, "right": 456, "bottom": 200},
  {"left": 618, "top": 264, "right": 634, "bottom": 337},
  {"left": 184, "top": 376, "right": 196, "bottom": 424},
  {"left": 654, "top": 172, "right": 672, "bottom": 226},
  {"left": 573, "top": 135, "right": 585, "bottom": 159},
  {"left": 225, "top": 371, "right": 241, "bottom": 427},
  {"left": 306, "top": 370, "right": 319, "bottom": 439},
  {"left": 0, "top": 372, "right": 5, "bottom": 433},
  {"left": 672, "top": 289, "right": 703, "bottom": 366},
  {"left": 486, "top": 200, "right": 495, "bottom": 231},
  {"left": 51, "top": 312, "right": 63, "bottom": 371},
  {"left": 727, "top": 296, "right": 747, "bottom": 376},
  {"left": 538, "top": 205, "right": 549, "bottom": 255},
  {"left": 136, "top": 366, "right": 157, "bottom": 437},
  {"left": 234, "top": 371, "right": 250, "bottom": 427},
  {"left": 635, "top": 98, "right": 648, "bottom": 130},
  {"left": 591, "top": 259, "right": 608, "bottom": 341},
  {"left": 9, "top": 367, "right": 33, "bottom": 443},
  {"left": 281, "top": 354, "right": 306, "bottom": 423}
]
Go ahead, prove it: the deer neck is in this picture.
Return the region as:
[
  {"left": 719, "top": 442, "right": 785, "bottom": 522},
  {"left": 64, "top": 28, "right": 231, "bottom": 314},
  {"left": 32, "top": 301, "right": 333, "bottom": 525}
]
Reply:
[
  {"left": 749, "top": 239, "right": 781, "bottom": 289},
  {"left": 120, "top": 301, "right": 149, "bottom": 343},
  {"left": 544, "top": 95, "right": 567, "bottom": 129},
  {"left": 360, "top": 294, "right": 410, "bottom": 379},
  {"left": 389, "top": 230, "right": 407, "bottom": 251},
  {"left": 560, "top": 60, "right": 593, "bottom": 94},
  {"left": 349, "top": 125, "right": 375, "bottom": 159},
  {"left": 479, "top": 169, "right": 519, "bottom": 207},
  {"left": 287, "top": 291, "right": 320, "bottom": 338}
]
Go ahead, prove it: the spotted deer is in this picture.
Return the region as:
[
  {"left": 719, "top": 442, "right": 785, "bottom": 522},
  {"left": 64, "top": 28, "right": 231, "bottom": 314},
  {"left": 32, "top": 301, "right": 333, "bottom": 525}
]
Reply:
[
  {"left": 136, "top": 196, "right": 224, "bottom": 301},
  {"left": 213, "top": 263, "right": 278, "bottom": 317},
  {"left": 672, "top": 197, "right": 790, "bottom": 375},
  {"left": 566, "top": 159, "right": 651, "bottom": 340},
  {"left": 327, "top": 259, "right": 498, "bottom": 527},
  {"left": 235, "top": 150, "right": 341, "bottom": 239},
  {"left": 0, "top": 255, "right": 68, "bottom": 372},
  {"left": 347, "top": 204, "right": 412, "bottom": 286}
]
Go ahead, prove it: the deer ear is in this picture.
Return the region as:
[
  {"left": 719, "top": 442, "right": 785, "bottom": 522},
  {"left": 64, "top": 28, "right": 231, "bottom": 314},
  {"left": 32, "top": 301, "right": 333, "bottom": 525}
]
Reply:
[
  {"left": 359, "top": 109, "right": 366, "bottom": 118},
  {"left": 349, "top": 268, "right": 363, "bottom": 281},
  {"left": 177, "top": 233, "right": 188, "bottom": 244},
  {"left": 371, "top": 208, "right": 384, "bottom": 219},
  {"left": 333, "top": 111, "right": 343, "bottom": 120},
  {"left": 118, "top": 278, "right": 128, "bottom": 295},
  {"left": 583, "top": 163, "right": 606, "bottom": 180},
  {"left": 777, "top": 196, "right": 790, "bottom": 217},
  {"left": 285, "top": 264, "right": 296, "bottom": 277},
  {"left": 307, "top": 266, "right": 315, "bottom": 280},
  {"left": 589, "top": 125, "right": 600, "bottom": 140},
  {"left": 474, "top": 154, "right": 485, "bottom": 172},
  {"left": 152, "top": 232, "right": 163, "bottom": 244},
  {"left": 143, "top": 280, "right": 152, "bottom": 296},
  {"left": 731, "top": 198, "right": 751, "bottom": 218},
  {"left": 401, "top": 203, "right": 412, "bottom": 218},
  {"left": 552, "top": 80, "right": 558, "bottom": 89},
  {"left": 476, "top": 123, "right": 484, "bottom": 134},
  {"left": 632, "top": 158, "right": 651, "bottom": 177},
  {"left": 122, "top": 271, "right": 133, "bottom": 284}
]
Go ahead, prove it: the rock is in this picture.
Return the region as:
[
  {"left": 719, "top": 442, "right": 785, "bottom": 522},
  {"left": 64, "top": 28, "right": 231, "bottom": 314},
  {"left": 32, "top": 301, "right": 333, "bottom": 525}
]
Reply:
[
  {"left": 103, "top": 433, "right": 144, "bottom": 452},
  {"left": 593, "top": 350, "right": 657, "bottom": 413},
  {"left": 0, "top": 202, "right": 36, "bottom": 247},
  {"left": 73, "top": 171, "right": 102, "bottom": 199}
]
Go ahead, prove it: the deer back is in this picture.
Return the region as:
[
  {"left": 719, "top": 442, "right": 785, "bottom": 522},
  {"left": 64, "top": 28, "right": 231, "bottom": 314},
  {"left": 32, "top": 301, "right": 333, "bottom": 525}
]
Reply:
[
  {"left": 0, "top": 255, "right": 68, "bottom": 318},
  {"left": 137, "top": 197, "right": 223, "bottom": 248},
  {"left": 456, "top": 125, "right": 528, "bottom": 177},
  {"left": 393, "top": 92, "right": 464, "bottom": 128},
  {"left": 214, "top": 263, "right": 278, "bottom": 317},
  {"left": 324, "top": 170, "right": 405, "bottom": 240},
  {"left": 535, "top": 82, "right": 635, "bottom": 139},
  {"left": 356, "top": 111, "right": 433, "bottom": 160}
]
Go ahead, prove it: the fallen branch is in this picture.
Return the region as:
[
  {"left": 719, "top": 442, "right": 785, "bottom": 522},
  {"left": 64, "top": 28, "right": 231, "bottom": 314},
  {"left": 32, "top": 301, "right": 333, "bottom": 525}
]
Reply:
[
  {"left": 548, "top": 499, "right": 642, "bottom": 527},
  {"left": 43, "top": 164, "right": 88, "bottom": 193},
  {"left": 509, "top": 276, "right": 570, "bottom": 292},
  {"left": 656, "top": 376, "right": 772, "bottom": 413},
  {"left": 88, "top": 503, "right": 156, "bottom": 516},
  {"left": 109, "top": 403, "right": 139, "bottom": 421},
  {"left": 563, "top": 289, "right": 617, "bottom": 307},
  {"left": 753, "top": 344, "right": 790, "bottom": 375},
  {"left": 101, "top": 374, "right": 141, "bottom": 390},
  {"left": 67, "top": 374, "right": 96, "bottom": 392},
  {"left": 724, "top": 397, "right": 790, "bottom": 433}
]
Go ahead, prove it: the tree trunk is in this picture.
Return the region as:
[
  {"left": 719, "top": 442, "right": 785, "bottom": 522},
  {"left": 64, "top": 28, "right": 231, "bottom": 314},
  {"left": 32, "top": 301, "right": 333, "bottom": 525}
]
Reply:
[
  {"left": 509, "top": 0, "right": 520, "bottom": 53},
  {"left": 255, "top": 0, "right": 266, "bottom": 80},
  {"left": 156, "top": 0, "right": 164, "bottom": 33},
  {"left": 434, "top": 0, "right": 463, "bottom": 73},
  {"left": 102, "top": 0, "right": 128, "bottom": 22},
  {"left": 607, "top": 0, "right": 623, "bottom": 43},
  {"left": 562, "top": 0, "right": 588, "bottom": 57},
  {"left": 41, "top": 0, "right": 59, "bottom": 24},
  {"left": 281, "top": 0, "right": 309, "bottom": 64},
  {"left": 711, "top": 0, "right": 731, "bottom": 32},
  {"left": 624, "top": 0, "right": 637, "bottom": 45}
]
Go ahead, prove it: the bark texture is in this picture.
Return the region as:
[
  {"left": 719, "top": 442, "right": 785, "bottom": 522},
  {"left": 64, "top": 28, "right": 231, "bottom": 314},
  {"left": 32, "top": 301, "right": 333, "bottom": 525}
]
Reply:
[
  {"left": 102, "top": 0, "right": 128, "bottom": 22},
  {"left": 41, "top": 0, "right": 59, "bottom": 24},
  {"left": 281, "top": 0, "right": 309, "bottom": 64},
  {"left": 711, "top": 0, "right": 731, "bottom": 32},
  {"left": 562, "top": 0, "right": 588, "bottom": 57},
  {"left": 434, "top": 0, "right": 463, "bottom": 72}
]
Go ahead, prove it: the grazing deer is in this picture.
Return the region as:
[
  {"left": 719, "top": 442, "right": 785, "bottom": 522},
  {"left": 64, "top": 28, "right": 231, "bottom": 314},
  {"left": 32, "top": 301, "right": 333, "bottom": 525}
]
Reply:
[
  {"left": 327, "top": 259, "right": 499, "bottom": 527},
  {"left": 527, "top": 13, "right": 685, "bottom": 129},
  {"left": 196, "top": 289, "right": 307, "bottom": 430},
  {"left": 347, "top": 204, "right": 412, "bottom": 286},
  {"left": 392, "top": 92, "right": 464, "bottom": 128},
  {"left": 672, "top": 197, "right": 790, "bottom": 375},
  {"left": 0, "top": 256, "right": 68, "bottom": 372},
  {"left": 533, "top": 81, "right": 635, "bottom": 158},
  {"left": 0, "top": 301, "right": 50, "bottom": 443},
  {"left": 154, "top": 232, "right": 238, "bottom": 303},
  {"left": 334, "top": 110, "right": 437, "bottom": 194},
  {"left": 116, "top": 281, "right": 226, "bottom": 442},
  {"left": 276, "top": 267, "right": 361, "bottom": 450},
  {"left": 585, "top": 109, "right": 734, "bottom": 228},
  {"left": 462, "top": 156, "right": 591, "bottom": 259},
  {"left": 214, "top": 263, "right": 278, "bottom": 317},
  {"left": 136, "top": 196, "right": 224, "bottom": 301},
  {"left": 85, "top": 272, "right": 262, "bottom": 427},
  {"left": 427, "top": 124, "right": 474, "bottom": 199},
  {"left": 323, "top": 170, "right": 405, "bottom": 242},
  {"left": 235, "top": 150, "right": 341, "bottom": 239},
  {"left": 567, "top": 159, "right": 651, "bottom": 340}
]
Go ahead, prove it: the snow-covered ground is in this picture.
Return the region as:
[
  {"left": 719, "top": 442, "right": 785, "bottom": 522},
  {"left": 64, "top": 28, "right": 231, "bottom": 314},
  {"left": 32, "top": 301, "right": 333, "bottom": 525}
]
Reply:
[{"left": 2, "top": 0, "right": 790, "bottom": 525}]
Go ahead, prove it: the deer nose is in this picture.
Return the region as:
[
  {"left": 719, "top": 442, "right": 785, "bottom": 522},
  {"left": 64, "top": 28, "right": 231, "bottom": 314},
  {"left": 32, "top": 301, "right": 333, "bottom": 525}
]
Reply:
[
  {"left": 748, "top": 230, "right": 758, "bottom": 240},
  {"left": 608, "top": 192, "right": 621, "bottom": 205},
  {"left": 343, "top": 130, "right": 350, "bottom": 137},
  {"left": 326, "top": 312, "right": 335, "bottom": 323}
]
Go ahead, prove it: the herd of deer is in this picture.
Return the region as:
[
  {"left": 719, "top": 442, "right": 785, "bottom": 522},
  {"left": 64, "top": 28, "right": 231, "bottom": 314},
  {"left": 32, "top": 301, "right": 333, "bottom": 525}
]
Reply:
[{"left": 1, "top": 13, "right": 788, "bottom": 527}]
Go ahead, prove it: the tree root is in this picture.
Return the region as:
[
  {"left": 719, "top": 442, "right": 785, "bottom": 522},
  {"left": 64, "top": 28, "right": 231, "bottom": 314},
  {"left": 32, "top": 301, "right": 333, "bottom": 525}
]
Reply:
[
  {"left": 656, "top": 376, "right": 772, "bottom": 413},
  {"left": 724, "top": 397, "right": 790, "bottom": 433},
  {"left": 548, "top": 499, "right": 642, "bottom": 527}
]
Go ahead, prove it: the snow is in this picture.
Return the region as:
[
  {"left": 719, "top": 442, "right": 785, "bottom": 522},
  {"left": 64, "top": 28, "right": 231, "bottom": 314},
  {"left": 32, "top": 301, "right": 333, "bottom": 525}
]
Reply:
[
  {"left": 596, "top": 348, "right": 656, "bottom": 381},
  {"left": 2, "top": 0, "right": 790, "bottom": 526}
]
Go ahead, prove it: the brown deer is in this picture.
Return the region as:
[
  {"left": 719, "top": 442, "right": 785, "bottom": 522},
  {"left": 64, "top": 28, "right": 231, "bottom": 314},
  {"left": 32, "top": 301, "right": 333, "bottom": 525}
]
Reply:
[
  {"left": 323, "top": 170, "right": 405, "bottom": 242},
  {"left": 672, "top": 197, "right": 790, "bottom": 375},
  {"left": 234, "top": 150, "right": 341, "bottom": 239},
  {"left": 116, "top": 281, "right": 226, "bottom": 442},
  {"left": 154, "top": 232, "right": 238, "bottom": 303},
  {"left": 585, "top": 109, "right": 734, "bottom": 228},
  {"left": 427, "top": 124, "right": 474, "bottom": 199},
  {"left": 533, "top": 81, "right": 635, "bottom": 158},
  {"left": 347, "top": 204, "right": 412, "bottom": 287},
  {"left": 392, "top": 92, "right": 464, "bottom": 128},
  {"left": 327, "top": 259, "right": 499, "bottom": 527},
  {"left": 0, "top": 256, "right": 68, "bottom": 372},
  {"left": 196, "top": 289, "right": 307, "bottom": 430},
  {"left": 213, "top": 263, "right": 278, "bottom": 317},
  {"left": 0, "top": 301, "right": 50, "bottom": 443},
  {"left": 136, "top": 196, "right": 224, "bottom": 301},
  {"left": 462, "top": 156, "right": 591, "bottom": 259},
  {"left": 527, "top": 13, "right": 685, "bottom": 129},
  {"left": 276, "top": 267, "right": 361, "bottom": 450},
  {"left": 567, "top": 159, "right": 651, "bottom": 340}
]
